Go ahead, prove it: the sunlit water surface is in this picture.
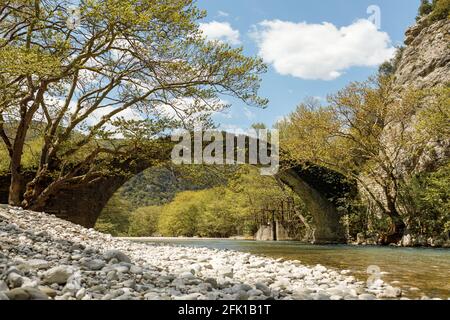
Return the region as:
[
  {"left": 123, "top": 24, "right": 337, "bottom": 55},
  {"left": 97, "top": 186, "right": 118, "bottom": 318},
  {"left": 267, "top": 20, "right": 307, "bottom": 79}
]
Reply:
[{"left": 135, "top": 239, "right": 450, "bottom": 299}]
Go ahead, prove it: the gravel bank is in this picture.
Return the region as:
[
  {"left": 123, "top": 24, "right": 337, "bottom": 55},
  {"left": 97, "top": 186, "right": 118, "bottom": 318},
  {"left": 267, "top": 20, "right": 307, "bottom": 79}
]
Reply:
[{"left": 0, "top": 206, "right": 431, "bottom": 300}]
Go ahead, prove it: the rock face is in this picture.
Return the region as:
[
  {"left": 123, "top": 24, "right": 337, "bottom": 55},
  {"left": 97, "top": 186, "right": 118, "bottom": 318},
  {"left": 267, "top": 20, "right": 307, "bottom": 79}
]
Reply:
[
  {"left": 397, "top": 17, "right": 450, "bottom": 173},
  {"left": 356, "top": 17, "right": 450, "bottom": 246},
  {"left": 0, "top": 206, "right": 422, "bottom": 301},
  {"left": 395, "top": 18, "right": 450, "bottom": 89}
]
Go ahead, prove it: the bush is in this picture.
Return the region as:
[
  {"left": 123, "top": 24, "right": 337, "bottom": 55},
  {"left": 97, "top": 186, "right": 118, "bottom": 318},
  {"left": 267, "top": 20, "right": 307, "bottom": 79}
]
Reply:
[
  {"left": 417, "top": 0, "right": 450, "bottom": 22},
  {"left": 378, "top": 47, "right": 404, "bottom": 76},
  {"left": 429, "top": 0, "right": 450, "bottom": 22},
  {"left": 157, "top": 191, "right": 204, "bottom": 237},
  {"left": 128, "top": 206, "right": 162, "bottom": 237},
  {"left": 400, "top": 163, "right": 450, "bottom": 239},
  {"left": 417, "top": 0, "right": 433, "bottom": 20},
  {"left": 343, "top": 198, "right": 392, "bottom": 241},
  {"left": 157, "top": 188, "right": 245, "bottom": 238}
]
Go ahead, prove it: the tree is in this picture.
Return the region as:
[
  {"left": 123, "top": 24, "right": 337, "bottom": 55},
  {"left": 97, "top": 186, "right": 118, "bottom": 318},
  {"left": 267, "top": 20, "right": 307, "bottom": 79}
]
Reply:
[
  {"left": 378, "top": 47, "right": 404, "bottom": 77},
  {"left": 277, "top": 77, "right": 448, "bottom": 243},
  {"left": 128, "top": 205, "right": 162, "bottom": 237},
  {"left": 430, "top": 0, "right": 450, "bottom": 21},
  {"left": 158, "top": 190, "right": 203, "bottom": 237},
  {"left": 417, "top": 0, "right": 450, "bottom": 22},
  {"left": 417, "top": 0, "right": 433, "bottom": 19},
  {"left": 0, "top": 0, "right": 267, "bottom": 210},
  {"left": 117, "top": 163, "right": 313, "bottom": 239},
  {"left": 95, "top": 193, "right": 133, "bottom": 236},
  {"left": 400, "top": 162, "right": 450, "bottom": 240},
  {"left": 227, "top": 165, "right": 312, "bottom": 239}
]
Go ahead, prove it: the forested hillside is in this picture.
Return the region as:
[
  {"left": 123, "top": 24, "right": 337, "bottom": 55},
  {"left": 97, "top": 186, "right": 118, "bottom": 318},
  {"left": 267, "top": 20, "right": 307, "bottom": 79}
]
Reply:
[{"left": 97, "top": 165, "right": 311, "bottom": 239}]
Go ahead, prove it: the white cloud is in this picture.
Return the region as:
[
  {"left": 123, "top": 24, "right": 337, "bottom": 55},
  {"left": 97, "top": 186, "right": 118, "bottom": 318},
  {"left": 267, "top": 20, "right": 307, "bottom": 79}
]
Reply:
[
  {"left": 217, "top": 10, "right": 229, "bottom": 17},
  {"left": 243, "top": 107, "right": 256, "bottom": 120},
  {"left": 199, "top": 21, "right": 241, "bottom": 45},
  {"left": 252, "top": 19, "right": 396, "bottom": 80},
  {"left": 218, "top": 124, "right": 251, "bottom": 136},
  {"left": 215, "top": 109, "right": 233, "bottom": 119}
]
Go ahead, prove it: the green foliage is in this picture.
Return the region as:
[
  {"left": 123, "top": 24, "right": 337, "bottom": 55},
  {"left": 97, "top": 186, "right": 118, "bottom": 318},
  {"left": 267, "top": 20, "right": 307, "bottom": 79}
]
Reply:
[
  {"left": 0, "top": 122, "right": 49, "bottom": 173},
  {"left": 417, "top": 0, "right": 433, "bottom": 19},
  {"left": 96, "top": 164, "right": 310, "bottom": 239},
  {"left": 378, "top": 47, "right": 404, "bottom": 77},
  {"left": 415, "top": 87, "right": 450, "bottom": 141},
  {"left": 156, "top": 185, "right": 253, "bottom": 238},
  {"left": 196, "top": 189, "right": 245, "bottom": 238},
  {"left": 118, "top": 165, "right": 232, "bottom": 208},
  {"left": 278, "top": 76, "right": 449, "bottom": 241},
  {"left": 0, "top": 45, "right": 60, "bottom": 77},
  {"left": 155, "top": 166, "right": 309, "bottom": 238},
  {"left": 429, "top": 0, "right": 450, "bottom": 21},
  {"left": 0, "top": 0, "right": 267, "bottom": 208},
  {"left": 119, "top": 167, "right": 191, "bottom": 208},
  {"left": 128, "top": 206, "right": 162, "bottom": 237},
  {"left": 95, "top": 194, "right": 133, "bottom": 236},
  {"left": 158, "top": 190, "right": 205, "bottom": 237},
  {"left": 155, "top": 186, "right": 251, "bottom": 238},
  {"left": 417, "top": 0, "right": 450, "bottom": 22},
  {"left": 343, "top": 198, "right": 392, "bottom": 241},
  {"left": 400, "top": 163, "right": 450, "bottom": 239}
]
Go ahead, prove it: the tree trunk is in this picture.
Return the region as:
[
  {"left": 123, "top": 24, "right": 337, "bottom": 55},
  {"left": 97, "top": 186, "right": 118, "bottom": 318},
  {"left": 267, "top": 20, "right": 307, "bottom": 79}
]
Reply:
[
  {"left": 8, "top": 110, "right": 35, "bottom": 206},
  {"left": 381, "top": 199, "right": 406, "bottom": 245},
  {"left": 23, "top": 177, "right": 62, "bottom": 212},
  {"left": 8, "top": 151, "right": 26, "bottom": 206},
  {"left": 8, "top": 170, "right": 22, "bottom": 206},
  {"left": 21, "top": 168, "right": 49, "bottom": 209}
]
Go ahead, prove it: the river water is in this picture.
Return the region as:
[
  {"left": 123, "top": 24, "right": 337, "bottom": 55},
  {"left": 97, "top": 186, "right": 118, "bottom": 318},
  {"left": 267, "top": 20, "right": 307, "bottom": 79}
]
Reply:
[{"left": 137, "top": 238, "right": 450, "bottom": 299}]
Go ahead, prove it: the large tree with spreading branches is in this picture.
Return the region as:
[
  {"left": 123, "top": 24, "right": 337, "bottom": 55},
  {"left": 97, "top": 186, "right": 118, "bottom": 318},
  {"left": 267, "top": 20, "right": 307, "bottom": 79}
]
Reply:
[{"left": 0, "top": 0, "right": 267, "bottom": 209}]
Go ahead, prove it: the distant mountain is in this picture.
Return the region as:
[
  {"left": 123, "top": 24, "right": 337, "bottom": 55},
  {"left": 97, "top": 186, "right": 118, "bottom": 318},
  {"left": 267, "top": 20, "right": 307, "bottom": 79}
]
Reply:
[{"left": 118, "top": 166, "right": 231, "bottom": 208}]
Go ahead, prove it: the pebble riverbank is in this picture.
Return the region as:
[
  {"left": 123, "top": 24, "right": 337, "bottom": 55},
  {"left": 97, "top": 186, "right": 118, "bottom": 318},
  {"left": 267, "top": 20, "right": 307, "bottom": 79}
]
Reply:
[{"left": 0, "top": 206, "right": 444, "bottom": 300}]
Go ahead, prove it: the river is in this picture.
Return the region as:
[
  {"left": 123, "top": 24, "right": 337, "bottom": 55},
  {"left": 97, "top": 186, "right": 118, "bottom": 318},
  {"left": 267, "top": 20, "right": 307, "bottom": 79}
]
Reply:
[{"left": 133, "top": 238, "right": 450, "bottom": 299}]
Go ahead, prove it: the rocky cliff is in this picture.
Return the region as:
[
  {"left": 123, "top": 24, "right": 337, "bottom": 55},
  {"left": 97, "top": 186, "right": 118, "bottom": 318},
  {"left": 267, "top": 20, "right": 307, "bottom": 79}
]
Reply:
[
  {"left": 394, "top": 16, "right": 450, "bottom": 171},
  {"left": 356, "top": 16, "right": 449, "bottom": 246},
  {"left": 394, "top": 17, "right": 450, "bottom": 89}
]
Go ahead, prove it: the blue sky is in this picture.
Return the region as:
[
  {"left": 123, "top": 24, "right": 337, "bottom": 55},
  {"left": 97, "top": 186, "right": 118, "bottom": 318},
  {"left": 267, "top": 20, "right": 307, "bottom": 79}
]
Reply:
[{"left": 195, "top": 0, "right": 421, "bottom": 130}]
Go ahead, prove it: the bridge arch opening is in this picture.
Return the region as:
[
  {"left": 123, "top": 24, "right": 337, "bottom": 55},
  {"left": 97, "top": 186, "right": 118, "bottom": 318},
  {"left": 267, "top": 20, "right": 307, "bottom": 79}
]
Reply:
[{"left": 94, "top": 162, "right": 353, "bottom": 244}]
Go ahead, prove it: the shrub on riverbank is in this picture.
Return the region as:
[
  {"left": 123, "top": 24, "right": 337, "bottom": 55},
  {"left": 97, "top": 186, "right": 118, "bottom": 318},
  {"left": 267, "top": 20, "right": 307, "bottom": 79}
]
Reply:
[
  {"left": 128, "top": 206, "right": 162, "bottom": 237},
  {"left": 400, "top": 163, "right": 450, "bottom": 242},
  {"left": 157, "top": 187, "right": 251, "bottom": 238}
]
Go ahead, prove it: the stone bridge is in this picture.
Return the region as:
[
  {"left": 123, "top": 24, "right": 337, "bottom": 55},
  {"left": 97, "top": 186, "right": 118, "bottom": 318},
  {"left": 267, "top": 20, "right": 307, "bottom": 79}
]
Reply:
[{"left": 0, "top": 134, "right": 354, "bottom": 244}]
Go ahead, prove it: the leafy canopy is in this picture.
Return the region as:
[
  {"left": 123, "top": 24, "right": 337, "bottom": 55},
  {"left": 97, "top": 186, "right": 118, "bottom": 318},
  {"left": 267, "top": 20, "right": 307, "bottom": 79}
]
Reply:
[{"left": 0, "top": 0, "right": 267, "bottom": 208}]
